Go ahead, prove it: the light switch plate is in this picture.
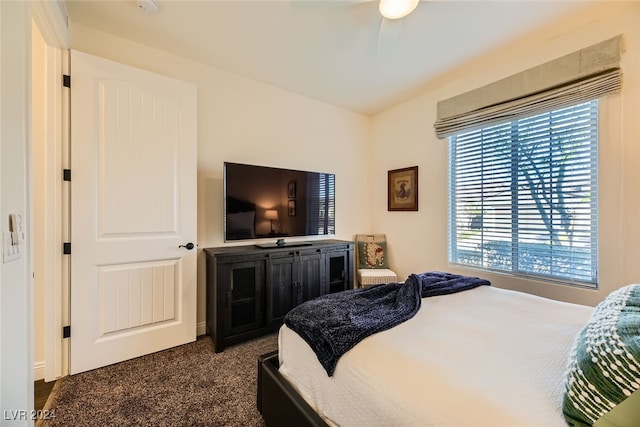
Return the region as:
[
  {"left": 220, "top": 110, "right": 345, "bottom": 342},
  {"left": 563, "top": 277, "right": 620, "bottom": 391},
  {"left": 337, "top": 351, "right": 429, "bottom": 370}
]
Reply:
[
  {"left": 9, "top": 213, "right": 25, "bottom": 243},
  {"left": 3, "top": 231, "right": 20, "bottom": 263}
]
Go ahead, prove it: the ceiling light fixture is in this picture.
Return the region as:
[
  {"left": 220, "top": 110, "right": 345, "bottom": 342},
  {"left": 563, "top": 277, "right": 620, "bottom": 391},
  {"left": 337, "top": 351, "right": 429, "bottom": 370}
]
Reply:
[
  {"left": 379, "top": 0, "right": 419, "bottom": 20},
  {"left": 136, "top": 0, "right": 159, "bottom": 14}
]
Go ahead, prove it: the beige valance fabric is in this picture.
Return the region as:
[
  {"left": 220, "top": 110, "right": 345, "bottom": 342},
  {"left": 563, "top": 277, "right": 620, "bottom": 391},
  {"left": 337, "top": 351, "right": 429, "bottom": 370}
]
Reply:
[{"left": 434, "top": 35, "right": 623, "bottom": 138}]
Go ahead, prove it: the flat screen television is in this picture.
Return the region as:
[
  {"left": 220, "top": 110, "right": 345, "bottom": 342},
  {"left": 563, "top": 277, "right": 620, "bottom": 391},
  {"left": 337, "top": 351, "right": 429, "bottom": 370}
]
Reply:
[{"left": 223, "top": 162, "right": 335, "bottom": 244}]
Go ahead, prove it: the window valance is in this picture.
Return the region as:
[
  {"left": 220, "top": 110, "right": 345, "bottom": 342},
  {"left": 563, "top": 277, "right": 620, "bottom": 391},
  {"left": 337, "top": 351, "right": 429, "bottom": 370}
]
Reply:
[{"left": 434, "top": 35, "right": 623, "bottom": 138}]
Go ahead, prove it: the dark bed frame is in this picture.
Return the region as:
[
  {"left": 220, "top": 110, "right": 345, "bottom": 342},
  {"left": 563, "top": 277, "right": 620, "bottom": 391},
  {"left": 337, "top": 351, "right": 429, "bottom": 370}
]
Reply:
[
  {"left": 257, "top": 352, "right": 640, "bottom": 427},
  {"left": 257, "top": 351, "right": 329, "bottom": 427}
]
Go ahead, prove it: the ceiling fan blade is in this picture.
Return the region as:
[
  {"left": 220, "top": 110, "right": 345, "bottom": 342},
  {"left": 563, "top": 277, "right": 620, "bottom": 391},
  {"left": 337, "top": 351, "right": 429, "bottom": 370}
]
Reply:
[
  {"left": 291, "top": 0, "right": 381, "bottom": 51},
  {"left": 377, "top": 16, "right": 404, "bottom": 61},
  {"left": 290, "top": 0, "right": 372, "bottom": 11}
]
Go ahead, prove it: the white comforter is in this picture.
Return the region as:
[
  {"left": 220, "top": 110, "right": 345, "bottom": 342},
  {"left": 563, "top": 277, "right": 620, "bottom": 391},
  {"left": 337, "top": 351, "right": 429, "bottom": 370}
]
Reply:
[{"left": 278, "top": 285, "right": 593, "bottom": 427}]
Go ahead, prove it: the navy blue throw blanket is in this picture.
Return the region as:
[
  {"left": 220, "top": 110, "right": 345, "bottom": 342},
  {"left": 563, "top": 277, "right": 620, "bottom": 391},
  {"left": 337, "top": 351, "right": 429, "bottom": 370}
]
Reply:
[{"left": 284, "top": 271, "right": 491, "bottom": 376}]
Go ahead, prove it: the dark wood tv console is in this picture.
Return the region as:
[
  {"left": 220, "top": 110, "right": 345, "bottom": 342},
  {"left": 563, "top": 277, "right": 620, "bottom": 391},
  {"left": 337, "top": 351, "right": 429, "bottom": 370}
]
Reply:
[{"left": 204, "top": 240, "right": 354, "bottom": 352}]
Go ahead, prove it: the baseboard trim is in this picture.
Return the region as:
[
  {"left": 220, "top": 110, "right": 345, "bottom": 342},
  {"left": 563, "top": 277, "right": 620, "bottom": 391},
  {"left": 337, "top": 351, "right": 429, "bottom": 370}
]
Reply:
[
  {"left": 197, "top": 321, "right": 206, "bottom": 337},
  {"left": 34, "top": 323, "right": 208, "bottom": 380},
  {"left": 34, "top": 360, "right": 45, "bottom": 381}
]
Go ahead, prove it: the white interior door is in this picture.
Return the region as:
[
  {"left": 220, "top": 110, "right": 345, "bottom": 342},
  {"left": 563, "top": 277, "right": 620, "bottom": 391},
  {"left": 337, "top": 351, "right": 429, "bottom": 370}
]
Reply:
[{"left": 70, "top": 50, "right": 197, "bottom": 374}]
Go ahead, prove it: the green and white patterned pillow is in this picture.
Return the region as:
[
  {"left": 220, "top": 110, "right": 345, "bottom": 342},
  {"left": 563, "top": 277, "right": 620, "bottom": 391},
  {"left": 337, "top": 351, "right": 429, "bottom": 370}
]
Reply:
[
  {"left": 563, "top": 284, "right": 640, "bottom": 426},
  {"left": 357, "top": 241, "right": 389, "bottom": 269}
]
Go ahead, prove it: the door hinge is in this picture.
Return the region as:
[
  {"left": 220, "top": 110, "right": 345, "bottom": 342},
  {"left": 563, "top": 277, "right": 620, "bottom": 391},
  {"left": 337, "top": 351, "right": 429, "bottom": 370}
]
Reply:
[
  {"left": 63, "top": 74, "right": 70, "bottom": 88},
  {"left": 63, "top": 242, "right": 71, "bottom": 254},
  {"left": 63, "top": 169, "right": 71, "bottom": 181},
  {"left": 62, "top": 325, "right": 71, "bottom": 338}
]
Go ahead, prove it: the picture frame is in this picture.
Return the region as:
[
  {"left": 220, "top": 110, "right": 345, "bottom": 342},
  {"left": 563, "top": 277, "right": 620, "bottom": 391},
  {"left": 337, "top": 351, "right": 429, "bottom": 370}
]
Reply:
[
  {"left": 288, "top": 200, "right": 296, "bottom": 216},
  {"left": 388, "top": 166, "right": 418, "bottom": 211},
  {"left": 288, "top": 181, "right": 296, "bottom": 199}
]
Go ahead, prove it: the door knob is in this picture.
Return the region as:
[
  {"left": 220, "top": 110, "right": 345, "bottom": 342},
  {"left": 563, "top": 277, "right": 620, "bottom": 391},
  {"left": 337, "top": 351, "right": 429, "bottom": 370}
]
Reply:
[{"left": 179, "top": 242, "right": 195, "bottom": 250}]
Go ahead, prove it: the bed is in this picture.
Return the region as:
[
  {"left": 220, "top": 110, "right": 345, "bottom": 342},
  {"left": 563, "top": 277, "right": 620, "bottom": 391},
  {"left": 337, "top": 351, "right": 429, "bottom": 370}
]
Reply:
[{"left": 257, "top": 278, "right": 640, "bottom": 427}]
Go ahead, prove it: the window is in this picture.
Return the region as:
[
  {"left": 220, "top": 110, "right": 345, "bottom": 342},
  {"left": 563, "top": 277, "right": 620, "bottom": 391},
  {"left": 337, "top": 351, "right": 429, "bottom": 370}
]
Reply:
[
  {"left": 306, "top": 173, "right": 335, "bottom": 235},
  {"left": 318, "top": 173, "right": 335, "bottom": 235},
  {"left": 448, "top": 100, "right": 598, "bottom": 286}
]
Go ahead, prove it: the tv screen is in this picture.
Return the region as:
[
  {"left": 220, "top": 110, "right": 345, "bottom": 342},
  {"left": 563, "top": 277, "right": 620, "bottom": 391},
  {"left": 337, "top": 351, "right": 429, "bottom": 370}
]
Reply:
[{"left": 223, "top": 162, "right": 335, "bottom": 242}]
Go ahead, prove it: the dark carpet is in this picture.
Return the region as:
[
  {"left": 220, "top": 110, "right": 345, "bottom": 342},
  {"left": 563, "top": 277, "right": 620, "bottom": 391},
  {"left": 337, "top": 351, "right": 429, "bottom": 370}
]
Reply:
[{"left": 43, "top": 334, "right": 278, "bottom": 426}]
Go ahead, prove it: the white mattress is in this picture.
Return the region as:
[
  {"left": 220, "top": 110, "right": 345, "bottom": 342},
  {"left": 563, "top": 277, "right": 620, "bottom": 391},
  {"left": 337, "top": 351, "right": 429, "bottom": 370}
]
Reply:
[{"left": 278, "top": 285, "right": 594, "bottom": 427}]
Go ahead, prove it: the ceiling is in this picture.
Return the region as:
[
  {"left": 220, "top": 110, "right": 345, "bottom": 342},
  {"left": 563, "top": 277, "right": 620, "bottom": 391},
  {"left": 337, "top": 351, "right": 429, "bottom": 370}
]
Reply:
[{"left": 65, "top": 0, "right": 591, "bottom": 116}]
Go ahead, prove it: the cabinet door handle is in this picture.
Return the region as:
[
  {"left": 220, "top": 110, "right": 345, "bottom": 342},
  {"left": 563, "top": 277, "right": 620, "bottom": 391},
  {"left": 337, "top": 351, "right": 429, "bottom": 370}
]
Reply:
[{"left": 226, "top": 291, "right": 232, "bottom": 308}]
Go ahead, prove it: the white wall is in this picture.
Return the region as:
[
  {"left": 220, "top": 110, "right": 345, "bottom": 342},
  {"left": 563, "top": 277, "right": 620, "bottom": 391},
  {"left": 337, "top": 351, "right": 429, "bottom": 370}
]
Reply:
[
  {"left": 69, "top": 23, "right": 372, "bottom": 330},
  {"left": 0, "top": 0, "right": 34, "bottom": 423},
  {"left": 371, "top": 2, "right": 640, "bottom": 307}
]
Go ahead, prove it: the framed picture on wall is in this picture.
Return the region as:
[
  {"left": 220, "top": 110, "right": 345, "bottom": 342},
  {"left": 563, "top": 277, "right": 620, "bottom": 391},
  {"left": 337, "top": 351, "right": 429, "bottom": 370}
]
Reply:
[
  {"left": 388, "top": 166, "right": 418, "bottom": 211},
  {"left": 288, "top": 181, "right": 296, "bottom": 198},
  {"left": 288, "top": 200, "right": 296, "bottom": 216}
]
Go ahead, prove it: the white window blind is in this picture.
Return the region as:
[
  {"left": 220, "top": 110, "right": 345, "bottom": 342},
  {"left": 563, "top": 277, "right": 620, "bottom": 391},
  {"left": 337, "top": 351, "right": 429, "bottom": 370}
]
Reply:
[
  {"left": 318, "top": 173, "right": 335, "bottom": 235},
  {"left": 449, "top": 100, "right": 598, "bottom": 285}
]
